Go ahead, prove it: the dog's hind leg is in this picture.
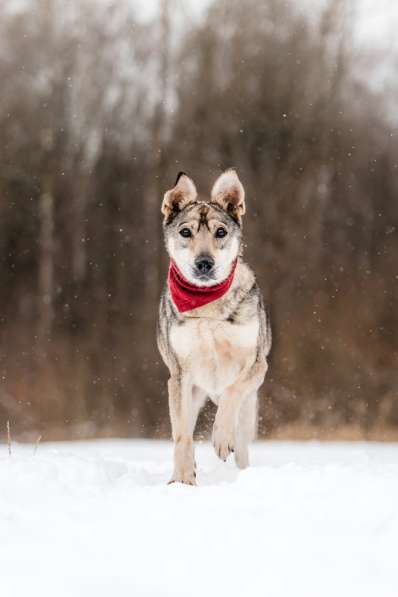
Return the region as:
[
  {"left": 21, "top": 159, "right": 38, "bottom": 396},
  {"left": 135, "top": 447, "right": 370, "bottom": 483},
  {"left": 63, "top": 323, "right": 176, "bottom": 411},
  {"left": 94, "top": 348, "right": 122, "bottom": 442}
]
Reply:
[
  {"left": 168, "top": 373, "right": 197, "bottom": 485},
  {"left": 234, "top": 392, "right": 258, "bottom": 469}
]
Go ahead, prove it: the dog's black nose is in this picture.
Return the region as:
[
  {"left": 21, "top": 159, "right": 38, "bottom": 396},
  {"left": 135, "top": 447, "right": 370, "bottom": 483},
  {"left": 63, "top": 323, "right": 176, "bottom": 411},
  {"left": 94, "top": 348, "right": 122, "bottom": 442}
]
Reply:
[{"left": 195, "top": 256, "right": 215, "bottom": 274}]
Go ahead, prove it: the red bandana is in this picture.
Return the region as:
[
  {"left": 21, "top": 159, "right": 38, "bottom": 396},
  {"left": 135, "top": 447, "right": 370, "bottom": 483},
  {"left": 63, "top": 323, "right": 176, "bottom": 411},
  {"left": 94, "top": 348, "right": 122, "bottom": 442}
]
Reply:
[{"left": 168, "top": 259, "right": 237, "bottom": 313}]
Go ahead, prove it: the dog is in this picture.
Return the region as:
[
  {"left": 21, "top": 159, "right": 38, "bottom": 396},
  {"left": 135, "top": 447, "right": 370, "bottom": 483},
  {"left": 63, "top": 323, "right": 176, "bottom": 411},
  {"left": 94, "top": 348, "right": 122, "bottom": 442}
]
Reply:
[{"left": 157, "top": 169, "right": 271, "bottom": 485}]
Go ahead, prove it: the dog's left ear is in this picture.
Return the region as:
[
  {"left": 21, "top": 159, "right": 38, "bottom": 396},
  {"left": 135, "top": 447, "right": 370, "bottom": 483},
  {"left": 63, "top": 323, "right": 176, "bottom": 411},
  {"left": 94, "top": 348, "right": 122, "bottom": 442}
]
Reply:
[{"left": 211, "top": 169, "right": 245, "bottom": 223}]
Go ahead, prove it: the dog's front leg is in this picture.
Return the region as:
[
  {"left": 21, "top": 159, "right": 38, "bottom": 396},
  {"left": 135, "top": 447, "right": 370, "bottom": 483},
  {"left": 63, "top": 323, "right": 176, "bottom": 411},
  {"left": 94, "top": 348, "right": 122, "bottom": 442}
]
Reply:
[
  {"left": 168, "top": 373, "right": 196, "bottom": 485},
  {"left": 213, "top": 358, "right": 267, "bottom": 462}
]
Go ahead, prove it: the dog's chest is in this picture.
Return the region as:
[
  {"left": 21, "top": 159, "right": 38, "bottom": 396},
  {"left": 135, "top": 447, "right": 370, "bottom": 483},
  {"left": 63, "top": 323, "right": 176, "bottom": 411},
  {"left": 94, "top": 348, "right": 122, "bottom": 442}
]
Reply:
[{"left": 170, "top": 317, "right": 259, "bottom": 395}]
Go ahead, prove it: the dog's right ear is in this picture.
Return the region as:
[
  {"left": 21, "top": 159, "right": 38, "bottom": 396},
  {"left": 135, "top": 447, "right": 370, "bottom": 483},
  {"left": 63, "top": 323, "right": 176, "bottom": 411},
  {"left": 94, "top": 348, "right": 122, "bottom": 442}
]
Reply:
[{"left": 161, "top": 172, "right": 197, "bottom": 222}]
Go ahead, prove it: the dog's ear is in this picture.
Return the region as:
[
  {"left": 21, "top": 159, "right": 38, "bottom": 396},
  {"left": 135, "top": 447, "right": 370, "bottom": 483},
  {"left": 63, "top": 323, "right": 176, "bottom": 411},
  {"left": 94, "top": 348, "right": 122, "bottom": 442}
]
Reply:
[
  {"left": 161, "top": 172, "right": 197, "bottom": 222},
  {"left": 211, "top": 169, "right": 245, "bottom": 222}
]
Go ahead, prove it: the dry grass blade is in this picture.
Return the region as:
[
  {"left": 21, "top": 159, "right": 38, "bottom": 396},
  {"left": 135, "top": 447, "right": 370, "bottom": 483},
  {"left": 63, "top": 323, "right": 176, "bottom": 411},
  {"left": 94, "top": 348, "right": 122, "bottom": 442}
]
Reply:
[
  {"left": 6, "top": 420, "right": 11, "bottom": 456},
  {"left": 34, "top": 434, "right": 42, "bottom": 455}
]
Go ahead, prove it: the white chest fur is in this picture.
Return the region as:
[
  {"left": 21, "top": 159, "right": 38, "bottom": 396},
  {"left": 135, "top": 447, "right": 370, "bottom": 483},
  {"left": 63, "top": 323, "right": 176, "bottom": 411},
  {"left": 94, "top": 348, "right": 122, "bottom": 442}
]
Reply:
[{"left": 169, "top": 317, "right": 259, "bottom": 396}]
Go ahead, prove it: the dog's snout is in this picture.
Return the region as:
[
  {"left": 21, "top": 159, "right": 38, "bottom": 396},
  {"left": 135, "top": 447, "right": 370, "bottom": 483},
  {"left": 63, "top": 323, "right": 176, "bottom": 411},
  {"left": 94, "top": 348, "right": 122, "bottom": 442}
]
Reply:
[{"left": 195, "top": 255, "right": 215, "bottom": 274}]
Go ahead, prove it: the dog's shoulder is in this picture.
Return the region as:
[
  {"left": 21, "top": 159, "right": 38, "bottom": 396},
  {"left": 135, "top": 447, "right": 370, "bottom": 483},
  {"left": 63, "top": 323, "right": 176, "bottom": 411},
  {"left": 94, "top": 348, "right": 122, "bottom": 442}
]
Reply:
[
  {"left": 231, "top": 260, "right": 272, "bottom": 357},
  {"left": 225, "top": 260, "right": 261, "bottom": 319},
  {"left": 157, "top": 284, "right": 184, "bottom": 369}
]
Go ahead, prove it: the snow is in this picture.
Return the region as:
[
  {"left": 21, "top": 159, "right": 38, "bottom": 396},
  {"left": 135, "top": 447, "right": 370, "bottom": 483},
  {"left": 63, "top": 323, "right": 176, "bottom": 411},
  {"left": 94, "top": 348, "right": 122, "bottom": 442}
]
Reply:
[{"left": 1, "top": 439, "right": 397, "bottom": 597}]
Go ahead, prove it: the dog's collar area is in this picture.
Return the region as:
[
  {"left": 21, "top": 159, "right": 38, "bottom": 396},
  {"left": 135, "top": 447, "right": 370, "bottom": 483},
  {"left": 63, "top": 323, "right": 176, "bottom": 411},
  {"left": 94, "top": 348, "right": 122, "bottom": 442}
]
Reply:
[{"left": 168, "top": 259, "right": 237, "bottom": 313}]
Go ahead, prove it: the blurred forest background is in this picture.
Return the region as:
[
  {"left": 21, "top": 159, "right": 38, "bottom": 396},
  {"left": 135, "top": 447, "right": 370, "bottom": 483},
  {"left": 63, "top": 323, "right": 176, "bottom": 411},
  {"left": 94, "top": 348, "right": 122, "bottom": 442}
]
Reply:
[{"left": 0, "top": 0, "right": 397, "bottom": 441}]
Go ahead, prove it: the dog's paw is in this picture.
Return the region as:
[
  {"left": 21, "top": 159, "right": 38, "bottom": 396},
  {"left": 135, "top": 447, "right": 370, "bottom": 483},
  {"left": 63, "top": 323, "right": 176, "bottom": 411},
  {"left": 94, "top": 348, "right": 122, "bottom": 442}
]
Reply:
[
  {"left": 168, "top": 469, "right": 197, "bottom": 486},
  {"left": 212, "top": 420, "right": 235, "bottom": 461}
]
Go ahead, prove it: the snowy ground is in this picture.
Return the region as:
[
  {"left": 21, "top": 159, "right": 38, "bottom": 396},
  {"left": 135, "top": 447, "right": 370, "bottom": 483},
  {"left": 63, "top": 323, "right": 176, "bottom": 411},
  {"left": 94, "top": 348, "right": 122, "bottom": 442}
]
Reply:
[{"left": 1, "top": 440, "right": 397, "bottom": 597}]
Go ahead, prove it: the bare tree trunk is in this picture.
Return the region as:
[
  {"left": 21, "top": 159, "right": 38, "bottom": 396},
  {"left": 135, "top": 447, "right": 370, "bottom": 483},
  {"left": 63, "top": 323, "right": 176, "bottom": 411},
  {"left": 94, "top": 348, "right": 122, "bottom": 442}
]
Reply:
[
  {"left": 144, "top": 0, "right": 171, "bottom": 307},
  {"left": 38, "top": 172, "right": 55, "bottom": 344},
  {"left": 71, "top": 177, "right": 87, "bottom": 283},
  {"left": 37, "top": 0, "right": 56, "bottom": 349}
]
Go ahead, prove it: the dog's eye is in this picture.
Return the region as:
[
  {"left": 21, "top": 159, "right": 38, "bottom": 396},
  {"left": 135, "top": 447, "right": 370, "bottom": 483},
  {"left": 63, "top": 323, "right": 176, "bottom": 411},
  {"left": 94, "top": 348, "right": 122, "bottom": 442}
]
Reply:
[
  {"left": 179, "top": 228, "right": 192, "bottom": 238},
  {"left": 215, "top": 227, "right": 227, "bottom": 238}
]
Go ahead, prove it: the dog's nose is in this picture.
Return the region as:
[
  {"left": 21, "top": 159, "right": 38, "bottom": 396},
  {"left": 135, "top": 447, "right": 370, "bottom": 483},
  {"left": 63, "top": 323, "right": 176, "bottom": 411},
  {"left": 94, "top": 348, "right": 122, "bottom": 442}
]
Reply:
[{"left": 195, "top": 256, "right": 215, "bottom": 274}]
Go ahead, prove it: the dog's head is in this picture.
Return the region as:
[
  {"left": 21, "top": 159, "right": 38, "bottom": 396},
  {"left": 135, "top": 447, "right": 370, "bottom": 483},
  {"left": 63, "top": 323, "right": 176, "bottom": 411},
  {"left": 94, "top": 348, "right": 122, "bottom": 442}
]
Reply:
[{"left": 161, "top": 169, "right": 245, "bottom": 286}]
